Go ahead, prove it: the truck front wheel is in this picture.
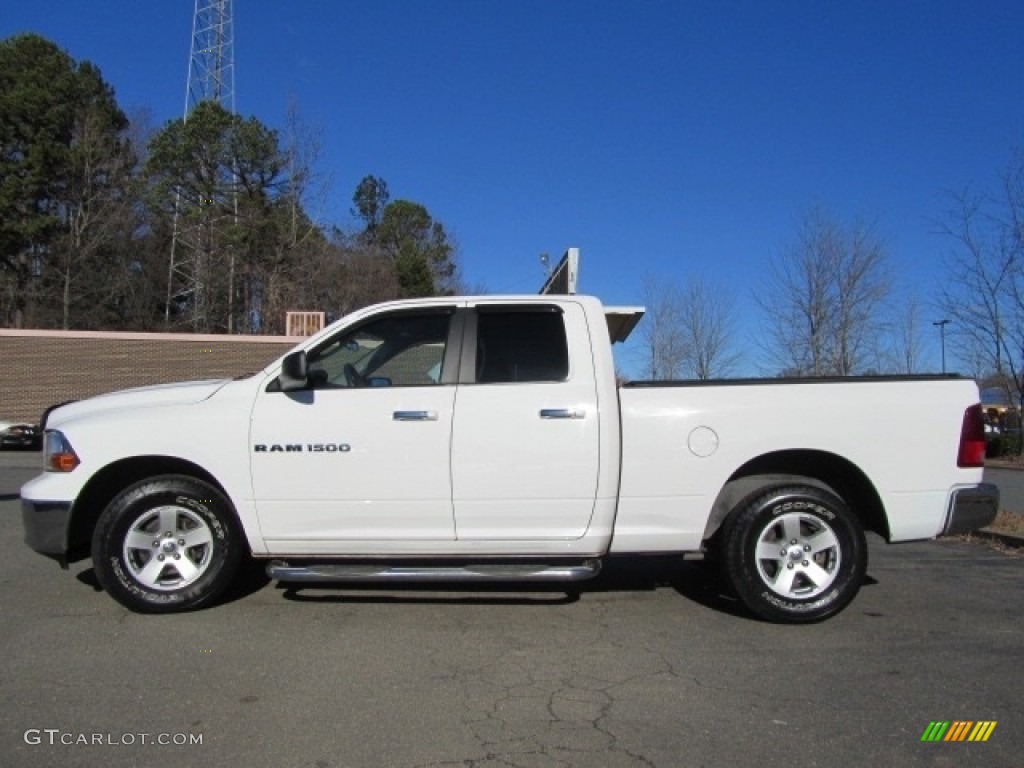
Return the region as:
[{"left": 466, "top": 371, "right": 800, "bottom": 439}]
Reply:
[
  {"left": 92, "top": 476, "right": 243, "bottom": 613},
  {"left": 720, "top": 484, "right": 867, "bottom": 623}
]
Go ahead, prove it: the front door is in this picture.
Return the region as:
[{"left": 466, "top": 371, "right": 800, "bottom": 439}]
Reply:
[{"left": 251, "top": 307, "right": 460, "bottom": 551}]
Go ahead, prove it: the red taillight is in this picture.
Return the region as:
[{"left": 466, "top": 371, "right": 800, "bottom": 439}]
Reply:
[{"left": 957, "top": 404, "right": 986, "bottom": 468}]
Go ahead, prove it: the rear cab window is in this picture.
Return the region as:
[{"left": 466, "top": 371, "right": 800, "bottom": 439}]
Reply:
[{"left": 473, "top": 307, "right": 569, "bottom": 384}]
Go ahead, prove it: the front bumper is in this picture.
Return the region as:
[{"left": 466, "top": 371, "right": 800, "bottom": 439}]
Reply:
[
  {"left": 943, "top": 483, "right": 1000, "bottom": 536},
  {"left": 22, "top": 498, "right": 73, "bottom": 567}
]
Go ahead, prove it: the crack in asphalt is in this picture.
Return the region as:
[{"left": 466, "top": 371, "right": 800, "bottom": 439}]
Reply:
[{"left": 415, "top": 634, "right": 688, "bottom": 768}]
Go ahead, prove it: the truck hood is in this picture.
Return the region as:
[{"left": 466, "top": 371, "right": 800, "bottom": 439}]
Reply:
[{"left": 44, "top": 379, "right": 231, "bottom": 429}]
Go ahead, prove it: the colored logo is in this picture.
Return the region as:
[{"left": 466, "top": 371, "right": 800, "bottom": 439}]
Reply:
[{"left": 921, "top": 721, "right": 996, "bottom": 742}]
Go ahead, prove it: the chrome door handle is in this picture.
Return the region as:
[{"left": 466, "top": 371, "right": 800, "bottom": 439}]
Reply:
[
  {"left": 393, "top": 410, "right": 438, "bottom": 421},
  {"left": 540, "top": 408, "right": 585, "bottom": 420}
]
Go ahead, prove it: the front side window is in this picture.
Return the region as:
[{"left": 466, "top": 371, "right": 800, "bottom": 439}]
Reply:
[
  {"left": 307, "top": 311, "right": 451, "bottom": 388},
  {"left": 475, "top": 310, "right": 569, "bottom": 384}
]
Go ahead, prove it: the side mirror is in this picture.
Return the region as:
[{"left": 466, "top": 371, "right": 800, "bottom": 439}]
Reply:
[{"left": 278, "top": 350, "right": 309, "bottom": 391}]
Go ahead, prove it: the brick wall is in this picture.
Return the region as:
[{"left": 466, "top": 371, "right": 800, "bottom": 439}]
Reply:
[{"left": 0, "top": 330, "right": 298, "bottom": 423}]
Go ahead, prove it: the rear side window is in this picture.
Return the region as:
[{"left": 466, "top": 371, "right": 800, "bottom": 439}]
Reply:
[{"left": 475, "top": 310, "right": 569, "bottom": 383}]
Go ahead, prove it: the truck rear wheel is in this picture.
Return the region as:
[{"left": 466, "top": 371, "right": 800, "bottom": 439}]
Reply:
[
  {"left": 720, "top": 484, "right": 867, "bottom": 623},
  {"left": 92, "top": 476, "right": 242, "bottom": 613}
]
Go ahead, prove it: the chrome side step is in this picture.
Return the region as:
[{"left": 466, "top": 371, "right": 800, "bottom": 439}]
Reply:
[{"left": 265, "top": 559, "right": 602, "bottom": 584}]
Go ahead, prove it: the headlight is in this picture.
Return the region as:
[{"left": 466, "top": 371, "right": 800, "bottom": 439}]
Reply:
[{"left": 44, "top": 431, "right": 80, "bottom": 473}]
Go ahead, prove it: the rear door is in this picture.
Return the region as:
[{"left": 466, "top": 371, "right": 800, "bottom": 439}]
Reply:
[{"left": 450, "top": 302, "right": 601, "bottom": 539}]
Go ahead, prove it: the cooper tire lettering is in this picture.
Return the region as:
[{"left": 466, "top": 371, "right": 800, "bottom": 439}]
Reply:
[
  {"left": 92, "top": 475, "right": 243, "bottom": 614},
  {"left": 720, "top": 484, "right": 867, "bottom": 624}
]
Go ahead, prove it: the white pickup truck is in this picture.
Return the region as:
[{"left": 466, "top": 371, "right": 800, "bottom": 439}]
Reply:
[{"left": 21, "top": 295, "right": 998, "bottom": 622}]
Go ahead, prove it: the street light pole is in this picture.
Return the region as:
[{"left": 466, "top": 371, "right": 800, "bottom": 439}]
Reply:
[{"left": 933, "top": 319, "right": 951, "bottom": 374}]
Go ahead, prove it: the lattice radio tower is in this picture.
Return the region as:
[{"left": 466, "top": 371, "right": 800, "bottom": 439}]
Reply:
[{"left": 165, "top": 0, "right": 236, "bottom": 330}]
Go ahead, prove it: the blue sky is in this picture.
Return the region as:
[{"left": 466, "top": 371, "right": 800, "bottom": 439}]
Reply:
[{"left": 4, "top": 1, "right": 1024, "bottom": 375}]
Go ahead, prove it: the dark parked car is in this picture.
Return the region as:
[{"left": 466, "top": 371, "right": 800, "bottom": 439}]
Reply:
[{"left": 0, "top": 421, "right": 41, "bottom": 450}]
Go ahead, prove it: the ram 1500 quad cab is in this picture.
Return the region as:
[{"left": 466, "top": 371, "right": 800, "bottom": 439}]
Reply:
[{"left": 21, "top": 295, "right": 998, "bottom": 622}]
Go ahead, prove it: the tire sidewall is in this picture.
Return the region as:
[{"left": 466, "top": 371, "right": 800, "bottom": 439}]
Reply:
[
  {"left": 724, "top": 485, "right": 866, "bottom": 623},
  {"left": 93, "top": 477, "right": 241, "bottom": 613}
]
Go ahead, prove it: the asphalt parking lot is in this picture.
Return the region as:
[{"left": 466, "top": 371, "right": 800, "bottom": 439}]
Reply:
[{"left": 1, "top": 451, "right": 1021, "bottom": 768}]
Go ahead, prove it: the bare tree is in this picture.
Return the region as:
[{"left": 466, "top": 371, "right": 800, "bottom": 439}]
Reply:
[
  {"left": 759, "top": 207, "right": 890, "bottom": 376},
  {"left": 254, "top": 98, "right": 335, "bottom": 334},
  {"left": 638, "top": 274, "right": 741, "bottom": 380},
  {"left": 638, "top": 275, "right": 687, "bottom": 379},
  {"left": 54, "top": 104, "right": 136, "bottom": 328},
  {"left": 894, "top": 295, "right": 925, "bottom": 374},
  {"left": 678, "top": 277, "right": 742, "bottom": 379},
  {"left": 938, "top": 152, "right": 1024, "bottom": 407},
  {"left": 834, "top": 222, "right": 889, "bottom": 374},
  {"left": 281, "top": 96, "right": 333, "bottom": 248}
]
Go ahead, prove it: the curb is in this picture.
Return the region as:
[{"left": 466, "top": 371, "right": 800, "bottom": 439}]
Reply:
[
  {"left": 974, "top": 528, "right": 1024, "bottom": 549},
  {"left": 984, "top": 460, "right": 1024, "bottom": 470}
]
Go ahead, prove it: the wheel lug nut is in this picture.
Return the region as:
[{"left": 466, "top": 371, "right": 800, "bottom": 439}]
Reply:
[
  {"left": 152, "top": 540, "right": 160, "bottom": 548},
  {"left": 157, "top": 554, "right": 165, "bottom": 561},
  {"left": 804, "top": 545, "right": 811, "bottom": 552},
  {"left": 781, "top": 549, "right": 787, "bottom": 556},
  {"left": 791, "top": 539, "right": 798, "bottom": 545},
  {"left": 787, "top": 563, "right": 795, "bottom": 569},
  {"left": 802, "top": 560, "right": 809, "bottom": 567},
  {"left": 178, "top": 539, "right": 185, "bottom": 546},
  {"left": 174, "top": 554, "right": 181, "bottom": 560}
]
